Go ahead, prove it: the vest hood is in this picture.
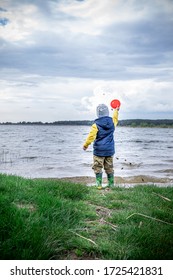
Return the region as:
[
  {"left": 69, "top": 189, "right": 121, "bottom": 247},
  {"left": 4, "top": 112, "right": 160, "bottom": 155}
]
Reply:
[{"left": 95, "top": 116, "right": 113, "bottom": 130}]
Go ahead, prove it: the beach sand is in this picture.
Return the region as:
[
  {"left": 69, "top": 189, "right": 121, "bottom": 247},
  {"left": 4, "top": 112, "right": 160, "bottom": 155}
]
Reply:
[{"left": 46, "top": 175, "right": 173, "bottom": 187}]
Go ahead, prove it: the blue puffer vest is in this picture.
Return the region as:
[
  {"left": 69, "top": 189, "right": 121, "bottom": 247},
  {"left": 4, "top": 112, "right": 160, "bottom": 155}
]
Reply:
[{"left": 93, "top": 116, "right": 115, "bottom": 157}]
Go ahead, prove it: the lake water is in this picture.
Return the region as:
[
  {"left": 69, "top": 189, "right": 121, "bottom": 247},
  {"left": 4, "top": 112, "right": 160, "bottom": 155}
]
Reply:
[{"left": 0, "top": 125, "right": 173, "bottom": 180}]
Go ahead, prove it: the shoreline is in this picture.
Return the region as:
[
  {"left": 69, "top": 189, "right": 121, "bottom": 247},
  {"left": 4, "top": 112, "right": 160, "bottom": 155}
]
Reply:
[{"left": 41, "top": 175, "right": 173, "bottom": 186}]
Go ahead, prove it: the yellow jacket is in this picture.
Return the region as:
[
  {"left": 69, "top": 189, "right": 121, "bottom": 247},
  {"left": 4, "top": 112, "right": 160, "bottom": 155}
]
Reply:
[{"left": 83, "top": 109, "right": 119, "bottom": 148}]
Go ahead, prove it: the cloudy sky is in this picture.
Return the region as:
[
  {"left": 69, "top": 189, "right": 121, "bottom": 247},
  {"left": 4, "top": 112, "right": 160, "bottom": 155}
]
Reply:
[{"left": 0, "top": 0, "right": 173, "bottom": 122}]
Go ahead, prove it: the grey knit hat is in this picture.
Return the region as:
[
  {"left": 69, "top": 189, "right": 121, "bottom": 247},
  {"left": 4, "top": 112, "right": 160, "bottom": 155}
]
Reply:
[{"left": 96, "top": 104, "right": 109, "bottom": 118}]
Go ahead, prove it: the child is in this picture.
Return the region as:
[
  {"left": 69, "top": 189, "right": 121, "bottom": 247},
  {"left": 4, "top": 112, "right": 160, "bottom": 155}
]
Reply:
[{"left": 83, "top": 103, "right": 119, "bottom": 189}]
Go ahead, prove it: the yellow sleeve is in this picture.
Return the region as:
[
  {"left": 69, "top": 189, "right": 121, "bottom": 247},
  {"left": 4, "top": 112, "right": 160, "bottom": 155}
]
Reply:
[
  {"left": 83, "top": 123, "right": 98, "bottom": 148},
  {"left": 112, "top": 109, "right": 119, "bottom": 127}
]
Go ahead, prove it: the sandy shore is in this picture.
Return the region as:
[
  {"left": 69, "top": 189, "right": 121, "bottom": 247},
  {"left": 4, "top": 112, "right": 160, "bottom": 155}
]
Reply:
[{"left": 46, "top": 175, "right": 173, "bottom": 186}]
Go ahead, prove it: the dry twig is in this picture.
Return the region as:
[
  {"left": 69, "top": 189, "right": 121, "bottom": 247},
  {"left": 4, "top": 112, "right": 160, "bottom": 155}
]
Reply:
[
  {"left": 152, "top": 192, "right": 171, "bottom": 202},
  {"left": 101, "top": 219, "right": 118, "bottom": 231},
  {"left": 70, "top": 231, "right": 97, "bottom": 246},
  {"left": 126, "top": 212, "right": 173, "bottom": 226}
]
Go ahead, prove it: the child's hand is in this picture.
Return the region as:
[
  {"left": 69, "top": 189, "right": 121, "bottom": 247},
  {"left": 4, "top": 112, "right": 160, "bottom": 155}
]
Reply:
[
  {"left": 111, "top": 107, "right": 120, "bottom": 111},
  {"left": 83, "top": 145, "right": 88, "bottom": 150}
]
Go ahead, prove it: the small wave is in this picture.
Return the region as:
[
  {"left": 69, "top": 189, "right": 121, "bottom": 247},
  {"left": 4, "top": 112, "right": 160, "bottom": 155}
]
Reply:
[
  {"left": 156, "top": 169, "right": 173, "bottom": 174},
  {"left": 45, "top": 167, "right": 54, "bottom": 170},
  {"left": 57, "top": 140, "right": 65, "bottom": 143},
  {"left": 132, "top": 140, "right": 143, "bottom": 143},
  {"left": 166, "top": 160, "right": 173, "bottom": 163},
  {"left": 81, "top": 163, "right": 92, "bottom": 167},
  {"left": 130, "top": 140, "right": 164, "bottom": 144},
  {"left": 23, "top": 139, "right": 33, "bottom": 142},
  {"left": 146, "top": 140, "right": 163, "bottom": 143},
  {"left": 21, "top": 156, "right": 37, "bottom": 160},
  {"left": 121, "top": 162, "right": 142, "bottom": 169}
]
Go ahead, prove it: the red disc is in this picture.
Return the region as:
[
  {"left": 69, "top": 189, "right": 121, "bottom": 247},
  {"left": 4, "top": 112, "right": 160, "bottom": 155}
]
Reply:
[{"left": 110, "top": 99, "right": 121, "bottom": 109}]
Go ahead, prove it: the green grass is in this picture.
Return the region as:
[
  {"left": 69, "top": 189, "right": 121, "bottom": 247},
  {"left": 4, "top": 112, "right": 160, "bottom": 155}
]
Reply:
[{"left": 0, "top": 173, "right": 173, "bottom": 260}]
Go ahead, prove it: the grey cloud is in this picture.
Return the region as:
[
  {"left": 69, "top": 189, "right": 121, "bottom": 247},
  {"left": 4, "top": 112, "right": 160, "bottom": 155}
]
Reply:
[
  {"left": 0, "top": 0, "right": 173, "bottom": 80},
  {"left": 0, "top": 7, "right": 7, "bottom": 12},
  {"left": 0, "top": 32, "right": 171, "bottom": 81},
  {"left": 0, "top": 17, "right": 9, "bottom": 25},
  {"left": 103, "top": 15, "right": 173, "bottom": 56},
  {"left": 5, "top": 0, "right": 77, "bottom": 20},
  {"left": 131, "top": 19, "right": 173, "bottom": 54}
]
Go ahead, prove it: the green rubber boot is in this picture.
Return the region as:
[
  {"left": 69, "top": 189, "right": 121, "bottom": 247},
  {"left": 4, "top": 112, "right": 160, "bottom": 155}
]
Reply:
[
  {"left": 107, "top": 173, "right": 114, "bottom": 188},
  {"left": 96, "top": 173, "right": 103, "bottom": 190}
]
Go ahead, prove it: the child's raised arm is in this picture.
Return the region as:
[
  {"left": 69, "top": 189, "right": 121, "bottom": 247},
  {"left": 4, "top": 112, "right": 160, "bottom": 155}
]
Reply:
[{"left": 112, "top": 109, "right": 119, "bottom": 127}]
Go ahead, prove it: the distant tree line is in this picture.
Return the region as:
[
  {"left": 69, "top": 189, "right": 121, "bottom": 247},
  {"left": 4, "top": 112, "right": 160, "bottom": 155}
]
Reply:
[
  {"left": 118, "top": 119, "right": 173, "bottom": 128},
  {"left": 0, "top": 120, "right": 93, "bottom": 126},
  {"left": 0, "top": 119, "right": 173, "bottom": 127}
]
